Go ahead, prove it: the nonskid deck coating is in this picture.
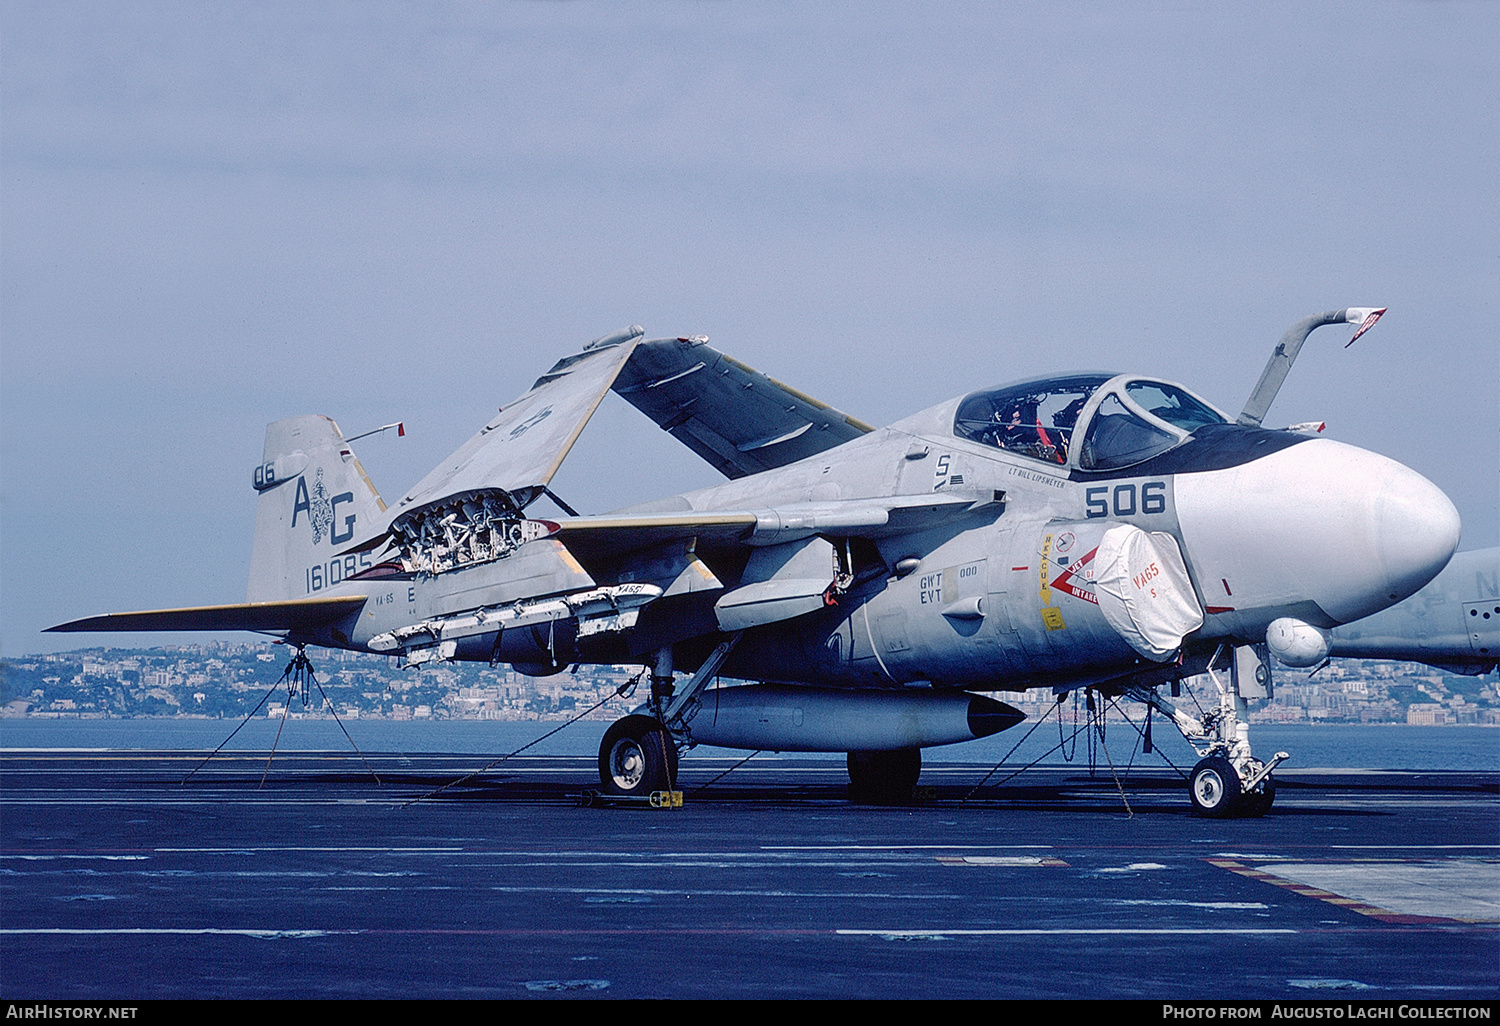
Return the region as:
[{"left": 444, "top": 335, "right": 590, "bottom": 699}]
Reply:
[{"left": 2, "top": 751, "right": 1496, "bottom": 1000}]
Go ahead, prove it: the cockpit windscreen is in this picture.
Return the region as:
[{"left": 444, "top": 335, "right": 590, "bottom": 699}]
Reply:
[
  {"left": 1077, "top": 394, "right": 1179, "bottom": 470},
  {"left": 1077, "top": 380, "right": 1228, "bottom": 470},
  {"left": 1124, "top": 381, "right": 1225, "bottom": 432}
]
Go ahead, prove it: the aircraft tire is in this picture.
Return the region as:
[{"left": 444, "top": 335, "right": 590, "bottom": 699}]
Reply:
[
  {"left": 1189, "top": 755, "right": 1243, "bottom": 818},
  {"left": 847, "top": 748, "right": 921, "bottom": 803},
  {"left": 599, "top": 715, "right": 678, "bottom": 797}
]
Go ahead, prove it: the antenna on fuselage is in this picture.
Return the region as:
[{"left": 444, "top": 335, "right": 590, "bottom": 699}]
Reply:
[{"left": 1236, "top": 308, "right": 1385, "bottom": 427}]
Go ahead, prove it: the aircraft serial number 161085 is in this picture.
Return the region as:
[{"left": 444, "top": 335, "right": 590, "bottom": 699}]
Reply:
[{"left": 53, "top": 308, "right": 1461, "bottom": 816}]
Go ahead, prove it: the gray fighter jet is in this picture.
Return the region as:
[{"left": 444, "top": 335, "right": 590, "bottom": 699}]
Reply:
[{"left": 52, "top": 309, "right": 1462, "bottom": 816}]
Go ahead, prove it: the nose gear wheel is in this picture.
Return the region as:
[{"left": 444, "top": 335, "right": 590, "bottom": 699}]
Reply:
[{"left": 1189, "top": 755, "right": 1242, "bottom": 818}]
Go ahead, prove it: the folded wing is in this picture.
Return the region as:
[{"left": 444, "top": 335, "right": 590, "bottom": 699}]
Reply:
[
  {"left": 394, "top": 327, "right": 644, "bottom": 517},
  {"left": 612, "top": 336, "right": 872, "bottom": 479}
]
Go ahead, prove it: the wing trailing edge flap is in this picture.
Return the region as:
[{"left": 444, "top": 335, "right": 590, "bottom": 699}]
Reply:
[
  {"left": 612, "top": 336, "right": 873, "bottom": 480},
  {"left": 47, "top": 595, "right": 368, "bottom": 634}
]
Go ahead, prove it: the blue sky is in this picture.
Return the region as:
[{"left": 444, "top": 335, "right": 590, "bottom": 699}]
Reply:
[{"left": 3, "top": 1, "right": 1496, "bottom": 655}]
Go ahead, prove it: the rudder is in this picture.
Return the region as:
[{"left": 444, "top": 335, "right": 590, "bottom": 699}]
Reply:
[{"left": 248, "top": 415, "right": 387, "bottom": 602}]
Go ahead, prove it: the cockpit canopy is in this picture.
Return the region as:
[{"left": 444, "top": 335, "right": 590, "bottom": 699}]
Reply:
[{"left": 954, "top": 374, "right": 1228, "bottom": 472}]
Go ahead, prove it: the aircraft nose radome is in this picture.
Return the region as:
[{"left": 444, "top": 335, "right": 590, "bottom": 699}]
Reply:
[
  {"left": 1374, "top": 461, "right": 1461, "bottom": 609},
  {"left": 1173, "top": 439, "right": 1461, "bottom": 627}
]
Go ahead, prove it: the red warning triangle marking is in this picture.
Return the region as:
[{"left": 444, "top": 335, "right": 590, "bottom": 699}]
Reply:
[{"left": 1051, "top": 546, "right": 1099, "bottom": 605}]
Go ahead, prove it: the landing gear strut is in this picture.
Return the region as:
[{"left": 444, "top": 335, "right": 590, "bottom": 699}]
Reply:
[{"left": 596, "top": 637, "right": 741, "bottom": 797}]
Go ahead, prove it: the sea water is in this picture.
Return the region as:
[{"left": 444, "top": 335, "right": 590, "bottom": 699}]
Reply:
[{"left": 2, "top": 716, "right": 1494, "bottom": 771}]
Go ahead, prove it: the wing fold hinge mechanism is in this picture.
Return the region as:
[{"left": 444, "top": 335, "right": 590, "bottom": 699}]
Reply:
[{"left": 388, "top": 490, "right": 558, "bottom": 577}]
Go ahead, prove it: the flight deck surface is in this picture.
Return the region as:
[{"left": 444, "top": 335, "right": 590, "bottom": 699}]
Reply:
[{"left": 2, "top": 751, "right": 1496, "bottom": 1001}]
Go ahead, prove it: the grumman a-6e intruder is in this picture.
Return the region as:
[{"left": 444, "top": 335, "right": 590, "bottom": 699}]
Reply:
[{"left": 53, "top": 309, "right": 1462, "bottom": 816}]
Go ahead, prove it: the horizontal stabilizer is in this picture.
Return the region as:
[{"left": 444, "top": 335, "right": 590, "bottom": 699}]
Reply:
[
  {"left": 47, "top": 595, "right": 367, "bottom": 634},
  {"left": 613, "top": 337, "right": 872, "bottom": 479}
]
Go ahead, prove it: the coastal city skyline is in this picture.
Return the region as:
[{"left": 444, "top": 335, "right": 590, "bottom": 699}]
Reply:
[{"left": 6, "top": 641, "right": 1494, "bottom": 728}]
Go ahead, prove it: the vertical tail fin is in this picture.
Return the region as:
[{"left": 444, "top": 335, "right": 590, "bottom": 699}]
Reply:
[{"left": 247, "top": 415, "right": 387, "bottom": 602}]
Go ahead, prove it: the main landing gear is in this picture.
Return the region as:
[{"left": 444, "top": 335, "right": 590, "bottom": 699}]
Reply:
[
  {"left": 598, "top": 715, "right": 678, "bottom": 797},
  {"left": 596, "top": 638, "right": 740, "bottom": 798},
  {"left": 594, "top": 717, "right": 678, "bottom": 798},
  {"left": 595, "top": 643, "right": 930, "bottom": 802}
]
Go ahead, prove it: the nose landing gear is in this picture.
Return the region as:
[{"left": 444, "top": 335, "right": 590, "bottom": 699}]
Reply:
[{"left": 1130, "top": 644, "right": 1287, "bottom": 818}]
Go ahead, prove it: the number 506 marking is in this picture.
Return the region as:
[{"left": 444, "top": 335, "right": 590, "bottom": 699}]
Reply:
[{"left": 1085, "top": 481, "right": 1166, "bottom": 519}]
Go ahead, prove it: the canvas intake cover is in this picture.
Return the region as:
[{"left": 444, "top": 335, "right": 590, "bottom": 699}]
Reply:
[{"left": 1093, "top": 525, "right": 1204, "bottom": 660}]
